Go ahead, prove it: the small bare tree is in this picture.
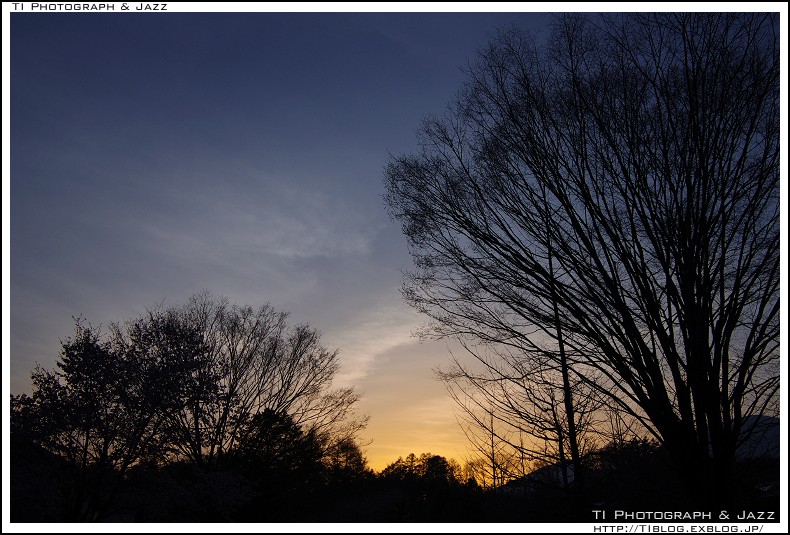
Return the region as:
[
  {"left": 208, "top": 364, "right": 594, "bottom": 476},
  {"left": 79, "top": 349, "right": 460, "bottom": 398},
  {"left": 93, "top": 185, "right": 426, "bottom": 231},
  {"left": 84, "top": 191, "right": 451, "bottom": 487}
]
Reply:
[{"left": 441, "top": 342, "right": 604, "bottom": 491}]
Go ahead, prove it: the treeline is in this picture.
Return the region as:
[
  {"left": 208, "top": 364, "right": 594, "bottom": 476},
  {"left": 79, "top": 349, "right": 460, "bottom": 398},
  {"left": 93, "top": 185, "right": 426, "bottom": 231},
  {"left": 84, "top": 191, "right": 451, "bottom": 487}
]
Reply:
[
  {"left": 11, "top": 291, "right": 369, "bottom": 522},
  {"left": 10, "top": 290, "right": 779, "bottom": 522}
]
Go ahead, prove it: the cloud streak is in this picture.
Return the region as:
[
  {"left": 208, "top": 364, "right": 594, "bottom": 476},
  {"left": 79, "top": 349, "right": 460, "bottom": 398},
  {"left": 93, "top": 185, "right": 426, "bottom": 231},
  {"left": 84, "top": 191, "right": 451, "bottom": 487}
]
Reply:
[{"left": 327, "top": 296, "right": 422, "bottom": 387}]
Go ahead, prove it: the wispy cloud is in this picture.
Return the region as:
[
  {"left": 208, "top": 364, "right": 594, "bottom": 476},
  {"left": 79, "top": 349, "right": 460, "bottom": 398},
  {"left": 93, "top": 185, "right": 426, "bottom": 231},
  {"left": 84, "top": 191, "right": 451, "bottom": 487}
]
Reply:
[
  {"left": 142, "top": 171, "right": 377, "bottom": 263},
  {"left": 328, "top": 296, "right": 423, "bottom": 388}
]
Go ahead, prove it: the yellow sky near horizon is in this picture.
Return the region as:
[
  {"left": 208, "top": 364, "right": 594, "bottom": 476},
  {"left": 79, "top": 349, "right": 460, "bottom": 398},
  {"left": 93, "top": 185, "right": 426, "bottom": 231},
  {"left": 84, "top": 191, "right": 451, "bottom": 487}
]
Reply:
[{"left": 353, "top": 337, "right": 471, "bottom": 472}]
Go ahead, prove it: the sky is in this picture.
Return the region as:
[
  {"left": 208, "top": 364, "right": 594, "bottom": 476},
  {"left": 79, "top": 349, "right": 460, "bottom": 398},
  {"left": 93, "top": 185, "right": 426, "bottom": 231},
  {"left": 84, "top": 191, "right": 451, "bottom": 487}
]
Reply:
[{"left": 5, "top": 5, "right": 554, "bottom": 471}]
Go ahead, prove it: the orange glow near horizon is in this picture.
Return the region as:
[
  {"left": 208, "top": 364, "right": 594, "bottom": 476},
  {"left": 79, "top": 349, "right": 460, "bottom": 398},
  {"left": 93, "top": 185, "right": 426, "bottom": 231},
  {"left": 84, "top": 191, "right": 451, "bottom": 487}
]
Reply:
[{"left": 350, "top": 338, "right": 471, "bottom": 472}]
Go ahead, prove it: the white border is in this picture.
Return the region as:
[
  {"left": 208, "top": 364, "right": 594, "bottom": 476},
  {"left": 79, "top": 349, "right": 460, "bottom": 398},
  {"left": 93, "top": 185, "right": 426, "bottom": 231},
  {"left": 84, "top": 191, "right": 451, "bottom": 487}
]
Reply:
[{"left": 2, "top": 2, "right": 787, "bottom": 534}]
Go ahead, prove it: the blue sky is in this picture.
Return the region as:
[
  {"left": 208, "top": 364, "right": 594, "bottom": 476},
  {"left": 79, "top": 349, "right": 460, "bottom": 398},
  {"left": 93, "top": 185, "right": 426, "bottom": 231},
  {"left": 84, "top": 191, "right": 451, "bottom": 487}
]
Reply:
[{"left": 8, "top": 8, "right": 553, "bottom": 468}]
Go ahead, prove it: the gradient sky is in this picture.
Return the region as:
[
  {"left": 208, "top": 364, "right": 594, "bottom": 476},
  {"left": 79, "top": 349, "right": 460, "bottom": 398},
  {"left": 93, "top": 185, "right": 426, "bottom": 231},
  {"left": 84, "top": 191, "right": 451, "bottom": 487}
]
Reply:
[{"left": 6, "top": 7, "right": 556, "bottom": 471}]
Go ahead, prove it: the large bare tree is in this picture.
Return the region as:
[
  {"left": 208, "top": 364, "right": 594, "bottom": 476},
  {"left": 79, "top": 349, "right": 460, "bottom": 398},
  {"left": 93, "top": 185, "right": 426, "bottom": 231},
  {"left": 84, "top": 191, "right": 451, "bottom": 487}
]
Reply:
[{"left": 384, "top": 13, "right": 779, "bottom": 508}]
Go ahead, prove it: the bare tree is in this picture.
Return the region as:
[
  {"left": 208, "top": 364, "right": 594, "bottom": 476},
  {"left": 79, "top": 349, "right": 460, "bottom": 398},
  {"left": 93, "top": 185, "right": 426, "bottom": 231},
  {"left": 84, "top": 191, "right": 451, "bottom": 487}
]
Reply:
[
  {"left": 454, "top": 403, "right": 519, "bottom": 491},
  {"left": 384, "top": 13, "right": 778, "bottom": 508},
  {"left": 442, "top": 346, "right": 604, "bottom": 491},
  {"left": 161, "top": 291, "right": 367, "bottom": 466}
]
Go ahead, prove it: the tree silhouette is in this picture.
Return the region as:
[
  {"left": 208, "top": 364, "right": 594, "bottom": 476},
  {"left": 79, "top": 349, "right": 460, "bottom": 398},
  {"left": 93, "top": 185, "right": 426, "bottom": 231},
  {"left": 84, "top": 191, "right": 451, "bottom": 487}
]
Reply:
[
  {"left": 162, "top": 291, "right": 367, "bottom": 467},
  {"left": 384, "top": 13, "right": 778, "bottom": 508},
  {"left": 235, "top": 409, "right": 324, "bottom": 491},
  {"left": 11, "top": 292, "right": 369, "bottom": 521},
  {"left": 440, "top": 345, "right": 606, "bottom": 494},
  {"left": 380, "top": 452, "right": 463, "bottom": 486},
  {"left": 377, "top": 452, "right": 470, "bottom": 521},
  {"left": 323, "top": 435, "right": 373, "bottom": 488},
  {"left": 11, "top": 314, "right": 206, "bottom": 520}
]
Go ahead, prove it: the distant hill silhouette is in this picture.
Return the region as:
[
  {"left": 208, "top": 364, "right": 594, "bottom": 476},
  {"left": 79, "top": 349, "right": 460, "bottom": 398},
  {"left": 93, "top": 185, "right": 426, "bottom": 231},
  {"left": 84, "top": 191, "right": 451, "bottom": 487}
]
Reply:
[{"left": 498, "top": 420, "right": 781, "bottom": 521}]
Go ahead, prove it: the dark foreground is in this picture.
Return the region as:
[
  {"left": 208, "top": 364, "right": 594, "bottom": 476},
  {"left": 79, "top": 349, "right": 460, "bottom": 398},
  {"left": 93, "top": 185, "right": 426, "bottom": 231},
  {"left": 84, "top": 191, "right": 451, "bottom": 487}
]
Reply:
[{"left": 11, "top": 436, "right": 779, "bottom": 523}]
